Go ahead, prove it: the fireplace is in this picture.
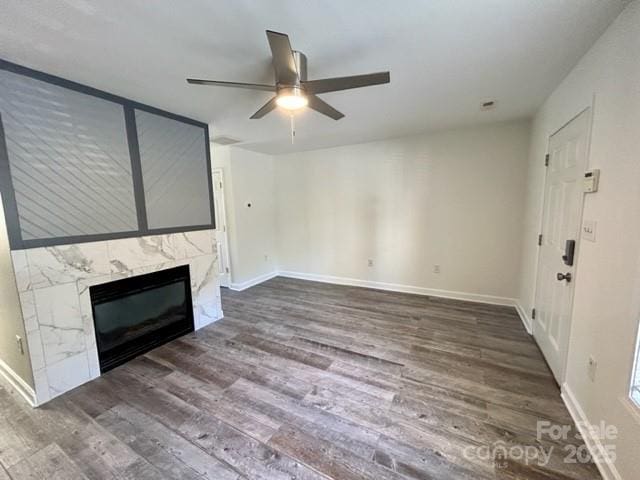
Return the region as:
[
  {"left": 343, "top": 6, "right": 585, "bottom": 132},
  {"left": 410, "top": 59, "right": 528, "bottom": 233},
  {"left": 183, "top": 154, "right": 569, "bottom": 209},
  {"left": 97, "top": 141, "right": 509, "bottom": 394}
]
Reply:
[{"left": 90, "top": 265, "right": 194, "bottom": 373}]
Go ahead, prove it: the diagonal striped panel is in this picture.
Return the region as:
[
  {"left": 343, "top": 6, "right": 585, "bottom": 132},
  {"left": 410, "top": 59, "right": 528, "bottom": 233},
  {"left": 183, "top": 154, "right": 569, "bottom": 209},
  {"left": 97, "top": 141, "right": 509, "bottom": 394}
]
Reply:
[
  {"left": 0, "top": 69, "right": 138, "bottom": 240},
  {"left": 135, "top": 110, "right": 211, "bottom": 230}
]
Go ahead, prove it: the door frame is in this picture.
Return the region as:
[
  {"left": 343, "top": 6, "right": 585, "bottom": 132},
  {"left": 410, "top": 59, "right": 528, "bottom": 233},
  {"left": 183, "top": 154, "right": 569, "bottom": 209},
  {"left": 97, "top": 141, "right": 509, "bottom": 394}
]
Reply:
[
  {"left": 212, "top": 167, "right": 232, "bottom": 287},
  {"left": 531, "top": 105, "right": 594, "bottom": 383}
]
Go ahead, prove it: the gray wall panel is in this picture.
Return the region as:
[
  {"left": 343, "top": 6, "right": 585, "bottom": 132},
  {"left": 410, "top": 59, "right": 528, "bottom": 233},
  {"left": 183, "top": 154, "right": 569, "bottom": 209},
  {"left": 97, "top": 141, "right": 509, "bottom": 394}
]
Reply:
[
  {"left": 0, "top": 69, "right": 138, "bottom": 240},
  {"left": 135, "top": 110, "right": 211, "bottom": 230}
]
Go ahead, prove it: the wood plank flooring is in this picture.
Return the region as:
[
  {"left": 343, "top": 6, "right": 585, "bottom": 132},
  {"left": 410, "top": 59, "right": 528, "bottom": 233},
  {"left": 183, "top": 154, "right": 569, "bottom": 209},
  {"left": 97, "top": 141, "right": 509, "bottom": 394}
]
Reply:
[{"left": 0, "top": 277, "right": 601, "bottom": 479}]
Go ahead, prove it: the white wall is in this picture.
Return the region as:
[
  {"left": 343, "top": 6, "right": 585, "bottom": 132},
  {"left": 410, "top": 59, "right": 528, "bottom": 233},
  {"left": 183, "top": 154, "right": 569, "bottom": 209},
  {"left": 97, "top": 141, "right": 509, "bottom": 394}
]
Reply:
[
  {"left": 518, "top": 2, "right": 640, "bottom": 478},
  {"left": 212, "top": 144, "right": 278, "bottom": 288},
  {"left": 274, "top": 120, "right": 531, "bottom": 303},
  {"left": 0, "top": 193, "right": 33, "bottom": 389}
]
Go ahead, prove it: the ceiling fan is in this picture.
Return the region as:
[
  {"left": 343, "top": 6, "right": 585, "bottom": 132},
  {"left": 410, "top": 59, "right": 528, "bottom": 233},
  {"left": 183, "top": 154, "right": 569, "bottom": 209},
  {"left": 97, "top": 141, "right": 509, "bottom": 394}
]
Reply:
[{"left": 187, "top": 30, "right": 390, "bottom": 120}]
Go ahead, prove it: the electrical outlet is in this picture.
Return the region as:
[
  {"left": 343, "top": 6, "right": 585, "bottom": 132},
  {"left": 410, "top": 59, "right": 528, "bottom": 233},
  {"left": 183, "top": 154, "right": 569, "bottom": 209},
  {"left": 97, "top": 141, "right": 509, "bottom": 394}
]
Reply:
[
  {"left": 368, "top": 259, "right": 374, "bottom": 267},
  {"left": 433, "top": 264, "right": 441, "bottom": 274},
  {"left": 588, "top": 356, "right": 597, "bottom": 382}
]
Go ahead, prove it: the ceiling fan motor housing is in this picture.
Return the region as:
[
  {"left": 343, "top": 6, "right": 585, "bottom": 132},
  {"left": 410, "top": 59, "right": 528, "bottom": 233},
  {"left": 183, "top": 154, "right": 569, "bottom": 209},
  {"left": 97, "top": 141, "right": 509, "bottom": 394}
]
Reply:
[{"left": 277, "top": 51, "right": 307, "bottom": 98}]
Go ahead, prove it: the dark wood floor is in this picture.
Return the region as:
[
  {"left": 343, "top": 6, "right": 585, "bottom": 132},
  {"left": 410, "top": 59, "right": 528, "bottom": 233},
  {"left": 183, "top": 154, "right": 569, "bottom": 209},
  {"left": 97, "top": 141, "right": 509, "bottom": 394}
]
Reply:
[{"left": 0, "top": 277, "right": 600, "bottom": 480}]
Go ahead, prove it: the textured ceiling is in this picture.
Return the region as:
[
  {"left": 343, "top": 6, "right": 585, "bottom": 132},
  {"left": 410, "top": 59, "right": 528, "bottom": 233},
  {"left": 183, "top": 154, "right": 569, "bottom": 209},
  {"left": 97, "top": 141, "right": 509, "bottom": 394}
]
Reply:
[{"left": 0, "top": 0, "right": 624, "bottom": 154}]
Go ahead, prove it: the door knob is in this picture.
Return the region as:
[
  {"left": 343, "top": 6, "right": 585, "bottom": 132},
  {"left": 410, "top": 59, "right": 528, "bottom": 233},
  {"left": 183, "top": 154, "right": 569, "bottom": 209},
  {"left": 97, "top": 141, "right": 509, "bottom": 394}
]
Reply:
[{"left": 556, "top": 272, "right": 572, "bottom": 282}]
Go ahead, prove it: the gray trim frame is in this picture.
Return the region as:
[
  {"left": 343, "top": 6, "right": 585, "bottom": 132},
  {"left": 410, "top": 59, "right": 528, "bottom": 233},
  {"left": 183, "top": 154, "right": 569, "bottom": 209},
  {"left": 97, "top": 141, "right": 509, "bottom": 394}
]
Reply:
[
  {"left": 0, "top": 112, "right": 23, "bottom": 248},
  {"left": 124, "top": 106, "right": 149, "bottom": 232},
  {"left": 0, "top": 59, "right": 215, "bottom": 250}
]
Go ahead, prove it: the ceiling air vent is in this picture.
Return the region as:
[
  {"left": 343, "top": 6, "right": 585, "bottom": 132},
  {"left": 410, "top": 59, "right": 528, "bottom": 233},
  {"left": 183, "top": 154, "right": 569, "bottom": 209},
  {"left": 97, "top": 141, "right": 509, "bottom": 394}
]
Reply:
[{"left": 212, "top": 136, "right": 241, "bottom": 145}]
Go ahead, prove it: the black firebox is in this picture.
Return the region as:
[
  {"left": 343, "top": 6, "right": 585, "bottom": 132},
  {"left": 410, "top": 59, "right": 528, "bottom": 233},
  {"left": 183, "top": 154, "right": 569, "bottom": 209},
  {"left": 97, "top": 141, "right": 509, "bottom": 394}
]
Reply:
[{"left": 90, "top": 265, "right": 194, "bottom": 373}]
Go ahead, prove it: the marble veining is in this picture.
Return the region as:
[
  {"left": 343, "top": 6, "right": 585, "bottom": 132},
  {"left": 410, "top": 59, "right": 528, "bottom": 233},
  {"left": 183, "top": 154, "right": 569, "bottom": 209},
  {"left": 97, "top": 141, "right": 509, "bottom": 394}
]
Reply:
[
  {"left": 25, "top": 329, "right": 45, "bottom": 371},
  {"left": 33, "top": 283, "right": 86, "bottom": 366},
  {"left": 175, "top": 230, "right": 213, "bottom": 258},
  {"left": 33, "top": 283, "right": 83, "bottom": 330},
  {"left": 39, "top": 325, "right": 86, "bottom": 366},
  {"left": 27, "top": 242, "right": 111, "bottom": 289},
  {"left": 18, "top": 290, "right": 38, "bottom": 333},
  {"left": 10, "top": 250, "right": 30, "bottom": 292},
  {"left": 108, "top": 235, "right": 177, "bottom": 272},
  {"left": 190, "top": 254, "right": 218, "bottom": 299},
  {"left": 11, "top": 229, "right": 222, "bottom": 405}
]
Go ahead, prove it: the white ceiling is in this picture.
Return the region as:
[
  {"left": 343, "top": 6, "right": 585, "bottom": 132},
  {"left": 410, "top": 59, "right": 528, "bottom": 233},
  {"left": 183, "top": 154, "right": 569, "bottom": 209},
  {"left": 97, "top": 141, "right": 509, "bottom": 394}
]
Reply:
[{"left": 0, "top": 1, "right": 624, "bottom": 154}]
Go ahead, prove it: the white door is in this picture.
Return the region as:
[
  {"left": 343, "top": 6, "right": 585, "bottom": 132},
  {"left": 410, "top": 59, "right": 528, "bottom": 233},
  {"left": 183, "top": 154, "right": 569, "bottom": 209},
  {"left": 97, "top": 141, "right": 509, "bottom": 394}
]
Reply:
[
  {"left": 212, "top": 168, "right": 231, "bottom": 288},
  {"left": 534, "top": 109, "right": 590, "bottom": 383}
]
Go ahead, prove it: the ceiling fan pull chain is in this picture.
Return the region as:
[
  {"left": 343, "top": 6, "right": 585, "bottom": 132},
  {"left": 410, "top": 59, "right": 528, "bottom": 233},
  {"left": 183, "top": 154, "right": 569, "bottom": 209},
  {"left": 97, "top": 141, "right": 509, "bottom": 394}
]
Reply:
[{"left": 290, "top": 112, "right": 296, "bottom": 144}]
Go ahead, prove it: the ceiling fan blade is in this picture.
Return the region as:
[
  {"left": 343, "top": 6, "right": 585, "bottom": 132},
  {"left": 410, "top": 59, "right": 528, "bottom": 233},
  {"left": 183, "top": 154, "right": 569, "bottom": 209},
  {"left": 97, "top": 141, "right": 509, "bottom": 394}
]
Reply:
[
  {"left": 187, "top": 79, "right": 276, "bottom": 92},
  {"left": 266, "top": 30, "right": 299, "bottom": 85},
  {"left": 250, "top": 96, "right": 278, "bottom": 119},
  {"left": 307, "top": 95, "right": 344, "bottom": 120},
  {"left": 302, "top": 71, "right": 390, "bottom": 94}
]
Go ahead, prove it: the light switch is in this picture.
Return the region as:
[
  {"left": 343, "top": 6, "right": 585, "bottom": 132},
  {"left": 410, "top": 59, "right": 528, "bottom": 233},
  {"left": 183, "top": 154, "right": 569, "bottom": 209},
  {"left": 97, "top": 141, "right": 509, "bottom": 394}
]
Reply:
[{"left": 582, "top": 220, "right": 596, "bottom": 242}]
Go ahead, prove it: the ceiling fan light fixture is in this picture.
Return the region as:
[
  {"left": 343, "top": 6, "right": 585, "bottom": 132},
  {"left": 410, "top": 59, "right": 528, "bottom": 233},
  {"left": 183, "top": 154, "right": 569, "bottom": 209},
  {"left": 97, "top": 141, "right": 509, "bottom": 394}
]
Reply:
[
  {"left": 276, "top": 87, "right": 308, "bottom": 110},
  {"left": 186, "top": 30, "right": 390, "bottom": 120}
]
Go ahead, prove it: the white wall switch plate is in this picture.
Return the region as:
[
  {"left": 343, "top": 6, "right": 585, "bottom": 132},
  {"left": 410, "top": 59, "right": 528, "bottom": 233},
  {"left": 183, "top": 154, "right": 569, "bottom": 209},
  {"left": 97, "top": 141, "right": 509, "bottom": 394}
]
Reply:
[{"left": 582, "top": 220, "right": 596, "bottom": 242}]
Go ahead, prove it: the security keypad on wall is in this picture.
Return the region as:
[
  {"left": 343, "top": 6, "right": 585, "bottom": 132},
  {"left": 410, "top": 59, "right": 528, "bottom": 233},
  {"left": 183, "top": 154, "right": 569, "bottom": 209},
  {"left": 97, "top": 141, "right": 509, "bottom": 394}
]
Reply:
[{"left": 583, "top": 169, "right": 600, "bottom": 193}]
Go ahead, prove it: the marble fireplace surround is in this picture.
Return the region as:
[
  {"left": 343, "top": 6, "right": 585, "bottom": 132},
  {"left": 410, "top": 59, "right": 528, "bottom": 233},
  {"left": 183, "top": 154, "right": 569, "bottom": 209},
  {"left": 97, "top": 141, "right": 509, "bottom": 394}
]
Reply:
[{"left": 11, "top": 229, "right": 222, "bottom": 406}]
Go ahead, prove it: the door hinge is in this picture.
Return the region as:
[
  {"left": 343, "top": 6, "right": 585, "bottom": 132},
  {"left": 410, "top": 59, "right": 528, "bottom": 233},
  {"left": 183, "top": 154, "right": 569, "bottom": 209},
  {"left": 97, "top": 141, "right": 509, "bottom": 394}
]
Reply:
[
  {"left": 225, "top": 267, "right": 230, "bottom": 273},
  {"left": 538, "top": 234, "right": 543, "bottom": 246},
  {"left": 545, "top": 154, "right": 549, "bottom": 167},
  {"left": 219, "top": 182, "right": 223, "bottom": 189},
  {"left": 531, "top": 308, "right": 536, "bottom": 320}
]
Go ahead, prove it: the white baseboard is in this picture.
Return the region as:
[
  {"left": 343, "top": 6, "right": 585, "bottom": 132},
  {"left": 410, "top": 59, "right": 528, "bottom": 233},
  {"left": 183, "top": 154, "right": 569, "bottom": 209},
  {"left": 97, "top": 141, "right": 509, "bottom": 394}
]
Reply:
[
  {"left": 514, "top": 302, "right": 533, "bottom": 334},
  {"left": 227, "top": 269, "right": 525, "bottom": 323},
  {"left": 229, "top": 271, "right": 279, "bottom": 291},
  {"left": 561, "top": 383, "right": 622, "bottom": 480},
  {"left": 228, "top": 269, "right": 521, "bottom": 312},
  {"left": 278, "top": 270, "right": 517, "bottom": 307},
  {"left": 0, "top": 358, "right": 36, "bottom": 407}
]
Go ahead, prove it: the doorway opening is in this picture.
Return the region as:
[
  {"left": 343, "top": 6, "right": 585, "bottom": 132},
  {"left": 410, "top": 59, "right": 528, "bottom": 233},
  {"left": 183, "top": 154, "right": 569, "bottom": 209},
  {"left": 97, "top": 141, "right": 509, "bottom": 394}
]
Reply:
[{"left": 213, "top": 168, "right": 232, "bottom": 288}]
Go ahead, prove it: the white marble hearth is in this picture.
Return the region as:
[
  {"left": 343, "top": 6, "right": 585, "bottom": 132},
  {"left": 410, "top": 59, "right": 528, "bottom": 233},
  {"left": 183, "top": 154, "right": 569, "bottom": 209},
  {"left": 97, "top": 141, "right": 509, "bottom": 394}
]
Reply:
[{"left": 11, "top": 229, "right": 222, "bottom": 405}]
